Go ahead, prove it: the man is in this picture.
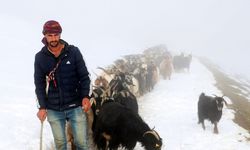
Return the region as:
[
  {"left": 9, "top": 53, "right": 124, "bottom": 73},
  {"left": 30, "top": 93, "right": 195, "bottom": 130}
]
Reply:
[{"left": 34, "top": 20, "right": 91, "bottom": 150}]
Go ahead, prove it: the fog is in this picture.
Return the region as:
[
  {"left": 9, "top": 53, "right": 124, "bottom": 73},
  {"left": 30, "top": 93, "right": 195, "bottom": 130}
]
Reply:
[{"left": 1, "top": 0, "right": 250, "bottom": 79}]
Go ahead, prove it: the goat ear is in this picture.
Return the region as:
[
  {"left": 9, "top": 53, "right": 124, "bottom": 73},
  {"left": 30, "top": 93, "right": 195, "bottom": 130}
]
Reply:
[
  {"left": 90, "top": 97, "right": 96, "bottom": 106},
  {"left": 93, "top": 92, "right": 98, "bottom": 98}
]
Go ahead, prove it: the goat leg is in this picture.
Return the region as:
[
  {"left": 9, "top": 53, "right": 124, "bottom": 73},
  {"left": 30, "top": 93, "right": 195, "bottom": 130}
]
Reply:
[
  {"left": 213, "top": 122, "right": 219, "bottom": 134},
  {"left": 201, "top": 121, "right": 205, "bottom": 130}
]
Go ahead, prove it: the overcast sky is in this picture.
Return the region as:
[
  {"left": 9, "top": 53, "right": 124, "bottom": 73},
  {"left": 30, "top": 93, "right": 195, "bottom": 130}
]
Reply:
[{"left": 1, "top": 0, "right": 249, "bottom": 77}]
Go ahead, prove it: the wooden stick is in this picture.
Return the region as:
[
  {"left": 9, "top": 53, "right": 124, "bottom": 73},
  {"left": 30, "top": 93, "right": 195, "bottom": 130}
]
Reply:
[{"left": 40, "top": 121, "right": 44, "bottom": 150}]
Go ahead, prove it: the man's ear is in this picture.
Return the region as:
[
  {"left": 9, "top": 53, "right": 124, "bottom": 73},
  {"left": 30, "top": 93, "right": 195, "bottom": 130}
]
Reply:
[{"left": 41, "top": 37, "right": 48, "bottom": 45}]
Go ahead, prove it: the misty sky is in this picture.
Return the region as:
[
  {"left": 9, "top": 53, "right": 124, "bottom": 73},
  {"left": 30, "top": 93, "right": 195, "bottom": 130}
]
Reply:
[{"left": 0, "top": 0, "right": 249, "bottom": 77}]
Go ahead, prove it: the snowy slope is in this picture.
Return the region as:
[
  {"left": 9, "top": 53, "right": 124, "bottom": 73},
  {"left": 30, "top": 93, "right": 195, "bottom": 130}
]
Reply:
[{"left": 136, "top": 58, "right": 250, "bottom": 150}]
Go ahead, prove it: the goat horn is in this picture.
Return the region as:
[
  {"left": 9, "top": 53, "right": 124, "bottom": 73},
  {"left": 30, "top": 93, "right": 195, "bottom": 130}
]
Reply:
[
  {"left": 223, "top": 99, "right": 228, "bottom": 106},
  {"left": 91, "top": 70, "right": 99, "bottom": 77},
  {"left": 212, "top": 94, "right": 218, "bottom": 97},
  {"left": 92, "top": 85, "right": 98, "bottom": 88},
  {"left": 97, "top": 66, "right": 112, "bottom": 75}
]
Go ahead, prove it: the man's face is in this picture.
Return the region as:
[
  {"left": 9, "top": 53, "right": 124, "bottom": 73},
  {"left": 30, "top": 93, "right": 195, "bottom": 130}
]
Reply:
[{"left": 44, "top": 33, "right": 61, "bottom": 47}]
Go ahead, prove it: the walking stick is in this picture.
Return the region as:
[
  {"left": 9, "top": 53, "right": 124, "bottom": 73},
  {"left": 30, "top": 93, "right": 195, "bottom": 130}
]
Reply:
[{"left": 40, "top": 121, "right": 44, "bottom": 150}]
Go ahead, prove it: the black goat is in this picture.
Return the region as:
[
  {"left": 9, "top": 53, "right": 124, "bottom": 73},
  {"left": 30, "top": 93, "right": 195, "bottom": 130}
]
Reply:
[
  {"left": 93, "top": 102, "right": 162, "bottom": 150},
  {"left": 109, "top": 72, "right": 139, "bottom": 114},
  {"left": 198, "top": 93, "right": 227, "bottom": 134},
  {"left": 90, "top": 87, "right": 108, "bottom": 132},
  {"left": 173, "top": 53, "right": 192, "bottom": 72}
]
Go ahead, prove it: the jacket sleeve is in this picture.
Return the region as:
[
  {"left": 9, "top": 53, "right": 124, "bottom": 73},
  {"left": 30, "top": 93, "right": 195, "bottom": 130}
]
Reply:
[
  {"left": 74, "top": 47, "right": 92, "bottom": 99},
  {"left": 34, "top": 54, "right": 47, "bottom": 109}
]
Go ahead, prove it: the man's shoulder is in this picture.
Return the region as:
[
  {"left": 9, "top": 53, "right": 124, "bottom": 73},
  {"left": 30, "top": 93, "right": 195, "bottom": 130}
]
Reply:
[
  {"left": 66, "top": 44, "right": 81, "bottom": 55},
  {"left": 35, "top": 47, "right": 49, "bottom": 60},
  {"left": 67, "top": 44, "right": 79, "bottom": 51},
  {"left": 35, "top": 47, "right": 44, "bottom": 56},
  {"left": 61, "top": 40, "right": 78, "bottom": 52}
]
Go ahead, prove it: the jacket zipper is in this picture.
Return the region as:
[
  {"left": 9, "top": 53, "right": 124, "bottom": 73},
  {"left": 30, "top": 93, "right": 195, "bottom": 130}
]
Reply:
[{"left": 56, "top": 53, "right": 68, "bottom": 111}]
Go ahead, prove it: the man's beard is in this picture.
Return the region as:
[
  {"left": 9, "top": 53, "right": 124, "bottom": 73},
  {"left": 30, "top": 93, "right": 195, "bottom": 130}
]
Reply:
[{"left": 49, "top": 41, "right": 59, "bottom": 47}]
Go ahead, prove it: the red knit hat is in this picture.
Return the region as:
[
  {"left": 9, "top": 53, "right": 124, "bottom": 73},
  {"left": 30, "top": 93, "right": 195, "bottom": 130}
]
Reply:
[{"left": 42, "top": 20, "right": 62, "bottom": 35}]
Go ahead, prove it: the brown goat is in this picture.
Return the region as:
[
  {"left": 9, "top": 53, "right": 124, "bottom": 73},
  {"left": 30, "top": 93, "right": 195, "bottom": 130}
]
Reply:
[{"left": 66, "top": 108, "right": 94, "bottom": 150}]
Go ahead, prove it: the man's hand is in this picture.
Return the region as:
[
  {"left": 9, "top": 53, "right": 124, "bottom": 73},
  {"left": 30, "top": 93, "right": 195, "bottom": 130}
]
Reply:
[
  {"left": 37, "top": 109, "right": 47, "bottom": 122},
  {"left": 82, "top": 97, "right": 91, "bottom": 112}
]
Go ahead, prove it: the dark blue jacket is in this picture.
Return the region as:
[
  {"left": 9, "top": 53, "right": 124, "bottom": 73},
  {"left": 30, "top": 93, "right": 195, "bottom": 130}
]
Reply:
[{"left": 34, "top": 40, "right": 91, "bottom": 111}]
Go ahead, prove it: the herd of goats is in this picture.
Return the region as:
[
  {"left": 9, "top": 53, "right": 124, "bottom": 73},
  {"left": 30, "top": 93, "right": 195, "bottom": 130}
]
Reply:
[{"left": 67, "top": 46, "right": 228, "bottom": 150}]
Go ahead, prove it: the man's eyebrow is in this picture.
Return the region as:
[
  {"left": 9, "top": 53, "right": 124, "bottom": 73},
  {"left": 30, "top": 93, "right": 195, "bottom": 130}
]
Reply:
[{"left": 47, "top": 33, "right": 59, "bottom": 36}]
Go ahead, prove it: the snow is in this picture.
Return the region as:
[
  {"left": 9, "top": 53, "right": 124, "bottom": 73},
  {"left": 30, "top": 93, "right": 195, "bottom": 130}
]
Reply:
[{"left": 0, "top": 57, "right": 250, "bottom": 150}]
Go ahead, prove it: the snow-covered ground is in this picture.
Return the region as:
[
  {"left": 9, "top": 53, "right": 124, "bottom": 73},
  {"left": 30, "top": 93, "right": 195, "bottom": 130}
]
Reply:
[
  {"left": 136, "top": 58, "right": 250, "bottom": 150},
  {"left": 0, "top": 58, "right": 250, "bottom": 150}
]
